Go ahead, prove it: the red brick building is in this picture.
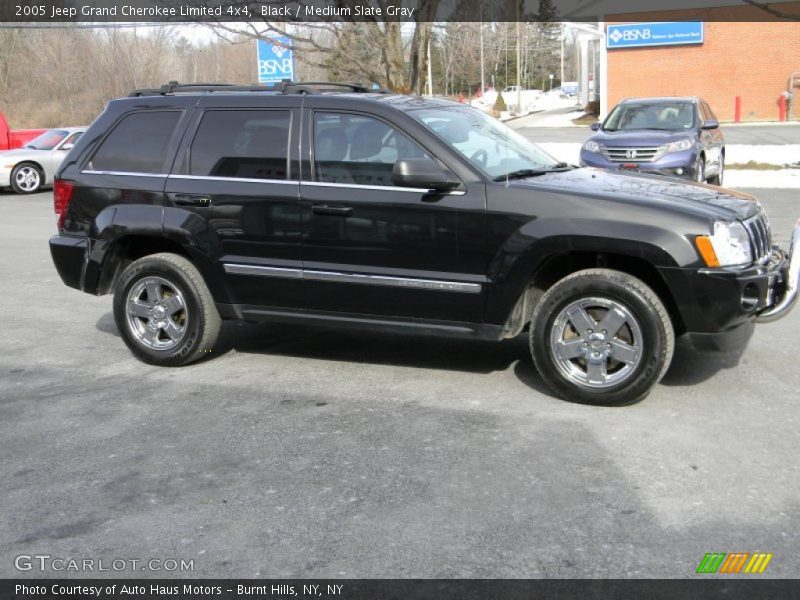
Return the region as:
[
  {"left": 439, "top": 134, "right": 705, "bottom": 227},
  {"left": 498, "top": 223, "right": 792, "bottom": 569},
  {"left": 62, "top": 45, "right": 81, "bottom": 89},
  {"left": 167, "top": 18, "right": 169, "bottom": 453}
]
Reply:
[{"left": 602, "top": 3, "right": 800, "bottom": 122}]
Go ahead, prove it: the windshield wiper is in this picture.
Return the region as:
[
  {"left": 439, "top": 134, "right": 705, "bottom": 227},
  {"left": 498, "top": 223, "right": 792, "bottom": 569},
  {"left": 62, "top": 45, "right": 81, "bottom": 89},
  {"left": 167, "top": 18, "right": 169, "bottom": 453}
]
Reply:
[{"left": 493, "top": 163, "right": 574, "bottom": 182}]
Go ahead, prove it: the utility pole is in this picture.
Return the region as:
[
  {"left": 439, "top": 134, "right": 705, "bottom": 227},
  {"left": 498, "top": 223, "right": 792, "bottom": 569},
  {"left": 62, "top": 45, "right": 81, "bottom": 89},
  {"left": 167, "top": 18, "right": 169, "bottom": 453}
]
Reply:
[
  {"left": 516, "top": 2, "right": 521, "bottom": 112},
  {"left": 427, "top": 36, "right": 433, "bottom": 96},
  {"left": 560, "top": 28, "right": 565, "bottom": 85},
  {"left": 479, "top": 20, "right": 485, "bottom": 95}
]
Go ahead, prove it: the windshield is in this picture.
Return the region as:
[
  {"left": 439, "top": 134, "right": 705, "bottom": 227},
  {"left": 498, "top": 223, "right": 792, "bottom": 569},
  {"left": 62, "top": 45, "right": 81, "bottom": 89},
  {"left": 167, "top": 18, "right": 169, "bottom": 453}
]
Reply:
[
  {"left": 603, "top": 102, "right": 695, "bottom": 131},
  {"left": 25, "top": 129, "right": 69, "bottom": 150},
  {"left": 410, "top": 107, "right": 560, "bottom": 179}
]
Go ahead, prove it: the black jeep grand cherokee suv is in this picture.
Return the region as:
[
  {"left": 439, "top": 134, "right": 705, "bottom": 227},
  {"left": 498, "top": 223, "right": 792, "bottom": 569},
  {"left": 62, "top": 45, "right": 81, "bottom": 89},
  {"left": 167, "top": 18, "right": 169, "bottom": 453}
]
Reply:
[{"left": 50, "top": 82, "right": 799, "bottom": 405}]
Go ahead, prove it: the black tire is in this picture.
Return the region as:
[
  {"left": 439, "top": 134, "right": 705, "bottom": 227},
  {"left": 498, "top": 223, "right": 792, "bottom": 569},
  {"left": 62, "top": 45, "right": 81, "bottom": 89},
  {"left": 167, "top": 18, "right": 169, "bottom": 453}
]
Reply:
[
  {"left": 709, "top": 156, "right": 724, "bottom": 186},
  {"left": 10, "top": 162, "right": 43, "bottom": 194},
  {"left": 113, "top": 253, "right": 221, "bottom": 366},
  {"left": 529, "top": 268, "right": 674, "bottom": 406},
  {"left": 694, "top": 155, "right": 706, "bottom": 183}
]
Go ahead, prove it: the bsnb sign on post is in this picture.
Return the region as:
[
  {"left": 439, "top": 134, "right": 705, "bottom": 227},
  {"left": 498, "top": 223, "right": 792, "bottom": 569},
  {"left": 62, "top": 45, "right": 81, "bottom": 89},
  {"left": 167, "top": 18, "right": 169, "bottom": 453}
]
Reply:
[
  {"left": 606, "top": 22, "right": 704, "bottom": 49},
  {"left": 257, "top": 36, "right": 294, "bottom": 84}
]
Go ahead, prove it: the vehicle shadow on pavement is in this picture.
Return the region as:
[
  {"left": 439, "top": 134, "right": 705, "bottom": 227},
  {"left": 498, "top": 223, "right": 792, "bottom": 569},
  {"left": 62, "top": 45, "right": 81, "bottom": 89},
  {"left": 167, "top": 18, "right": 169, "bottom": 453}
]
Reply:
[
  {"left": 95, "top": 312, "right": 744, "bottom": 397},
  {"left": 660, "top": 335, "right": 745, "bottom": 387},
  {"left": 95, "top": 312, "right": 529, "bottom": 373}
]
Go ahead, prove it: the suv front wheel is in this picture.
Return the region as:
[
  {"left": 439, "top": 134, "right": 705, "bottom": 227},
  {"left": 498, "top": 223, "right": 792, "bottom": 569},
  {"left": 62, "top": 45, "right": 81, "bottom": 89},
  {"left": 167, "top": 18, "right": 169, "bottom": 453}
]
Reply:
[
  {"left": 529, "top": 269, "right": 674, "bottom": 405},
  {"left": 113, "top": 253, "right": 221, "bottom": 366}
]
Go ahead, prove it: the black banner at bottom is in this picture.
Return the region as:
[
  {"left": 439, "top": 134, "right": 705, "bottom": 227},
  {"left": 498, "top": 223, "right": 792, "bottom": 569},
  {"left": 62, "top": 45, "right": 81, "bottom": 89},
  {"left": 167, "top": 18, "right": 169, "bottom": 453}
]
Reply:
[{"left": 3, "top": 579, "right": 800, "bottom": 600}]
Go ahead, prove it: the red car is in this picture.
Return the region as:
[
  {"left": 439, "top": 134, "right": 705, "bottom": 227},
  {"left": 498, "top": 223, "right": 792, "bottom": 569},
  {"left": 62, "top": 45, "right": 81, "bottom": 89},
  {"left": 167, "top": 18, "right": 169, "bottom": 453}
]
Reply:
[{"left": 0, "top": 112, "right": 46, "bottom": 152}]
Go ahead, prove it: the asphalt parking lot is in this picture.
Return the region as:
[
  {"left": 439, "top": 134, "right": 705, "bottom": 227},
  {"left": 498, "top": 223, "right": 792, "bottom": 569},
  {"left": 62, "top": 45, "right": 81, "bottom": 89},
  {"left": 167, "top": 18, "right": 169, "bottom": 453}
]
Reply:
[{"left": 1, "top": 188, "right": 799, "bottom": 579}]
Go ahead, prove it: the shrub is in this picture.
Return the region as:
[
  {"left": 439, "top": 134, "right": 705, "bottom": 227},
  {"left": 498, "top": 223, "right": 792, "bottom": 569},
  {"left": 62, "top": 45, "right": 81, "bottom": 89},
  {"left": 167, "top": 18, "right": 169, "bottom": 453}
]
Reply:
[{"left": 494, "top": 92, "right": 507, "bottom": 113}]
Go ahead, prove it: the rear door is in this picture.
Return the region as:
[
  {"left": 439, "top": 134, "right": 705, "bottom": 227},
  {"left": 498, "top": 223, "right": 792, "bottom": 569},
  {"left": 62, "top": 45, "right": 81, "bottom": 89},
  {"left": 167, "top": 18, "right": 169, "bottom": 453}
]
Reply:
[{"left": 164, "top": 95, "right": 302, "bottom": 308}]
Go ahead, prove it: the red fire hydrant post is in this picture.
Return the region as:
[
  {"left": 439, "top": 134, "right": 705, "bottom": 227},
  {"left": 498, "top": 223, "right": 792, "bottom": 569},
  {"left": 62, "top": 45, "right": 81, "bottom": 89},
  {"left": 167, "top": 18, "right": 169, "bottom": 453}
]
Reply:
[
  {"left": 734, "top": 96, "right": 741, "bottom": 123},
  {"left": 779, "top": 93, "right": 787, "bottom": 122}
]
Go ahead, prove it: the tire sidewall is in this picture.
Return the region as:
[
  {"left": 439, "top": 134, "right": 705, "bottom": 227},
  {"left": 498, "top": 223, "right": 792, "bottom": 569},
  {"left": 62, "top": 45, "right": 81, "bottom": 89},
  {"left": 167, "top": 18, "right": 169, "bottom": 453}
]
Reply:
[
  {"left": 695, "top": 156, "right": 705, "bottom": 183},
  {"left": 531, "top": 275, "right": 668, "bottom": 406},
  {"left": 113, "top": 258, "right": 204, "bottom": 366},
  {"left": 11, "top": 163, "right": 42, "bottom": 194}
]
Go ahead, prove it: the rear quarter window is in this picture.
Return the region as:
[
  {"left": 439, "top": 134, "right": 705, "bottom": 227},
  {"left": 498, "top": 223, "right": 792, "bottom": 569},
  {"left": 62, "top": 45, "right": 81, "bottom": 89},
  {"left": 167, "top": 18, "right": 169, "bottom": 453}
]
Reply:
[{"left": 88, "top": 111, "right": 181, "bottom": 174}]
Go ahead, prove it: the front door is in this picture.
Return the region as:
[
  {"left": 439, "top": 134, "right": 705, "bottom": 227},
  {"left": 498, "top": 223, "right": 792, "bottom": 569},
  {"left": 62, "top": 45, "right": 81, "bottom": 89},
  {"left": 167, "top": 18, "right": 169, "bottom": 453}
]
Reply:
[{"left": 299, "top": 107, "right": 486, "bottom": 323}]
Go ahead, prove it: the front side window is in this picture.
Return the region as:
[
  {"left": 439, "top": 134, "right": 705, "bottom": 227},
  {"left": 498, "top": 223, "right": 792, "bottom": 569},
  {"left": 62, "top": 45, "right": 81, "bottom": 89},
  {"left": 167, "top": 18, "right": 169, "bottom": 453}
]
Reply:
[
  {"left": 313, "top": 112, "right": 429, "bottom": 186},
  {"left": 604, "top": 101, "right": 696, "bottom": 131},
  {"left": 410, "top": 106, "right": 559, "bottom": 179},
  {"left": 60, "top": 132, "right": 82, "bottom": 148},
  {"left": 189, "top": 110, "right": 290, "bottom": 180},
  {"left": 89, "top": 111, "right": 181, "bottom": 173}
]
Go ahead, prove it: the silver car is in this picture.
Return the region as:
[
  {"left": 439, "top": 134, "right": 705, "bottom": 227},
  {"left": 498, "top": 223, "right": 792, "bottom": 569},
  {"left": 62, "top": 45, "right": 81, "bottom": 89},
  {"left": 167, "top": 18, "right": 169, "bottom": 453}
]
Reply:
[{"left": 0, "top": 127, "right": 85, "bottom": 194}]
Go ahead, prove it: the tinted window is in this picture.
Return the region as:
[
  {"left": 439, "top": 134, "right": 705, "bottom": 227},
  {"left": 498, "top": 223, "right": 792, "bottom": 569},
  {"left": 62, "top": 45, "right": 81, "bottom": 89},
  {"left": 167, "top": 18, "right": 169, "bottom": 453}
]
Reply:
[
  {"left": 189, "top": 110, "right": 290, "bottom": 180},
  {"left": 313, "top": 112, "right": 428, "bottom": 186},
  {"left": 90, "top": 111, "right": 180, "bottom": 173}
]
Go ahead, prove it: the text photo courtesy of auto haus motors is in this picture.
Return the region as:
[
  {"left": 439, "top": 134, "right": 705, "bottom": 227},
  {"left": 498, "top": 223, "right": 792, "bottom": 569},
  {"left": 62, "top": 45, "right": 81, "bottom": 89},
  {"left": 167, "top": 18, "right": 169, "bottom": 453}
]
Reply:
[{"left": 2, "top": 0, "right": 800, "bottom": 597}]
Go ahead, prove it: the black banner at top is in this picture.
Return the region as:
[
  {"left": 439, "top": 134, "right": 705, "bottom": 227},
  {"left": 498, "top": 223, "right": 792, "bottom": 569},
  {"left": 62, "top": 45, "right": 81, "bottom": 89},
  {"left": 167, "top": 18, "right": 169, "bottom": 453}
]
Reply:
[{"left": 1, "top": 0, "right": 799, "bottom": 22}]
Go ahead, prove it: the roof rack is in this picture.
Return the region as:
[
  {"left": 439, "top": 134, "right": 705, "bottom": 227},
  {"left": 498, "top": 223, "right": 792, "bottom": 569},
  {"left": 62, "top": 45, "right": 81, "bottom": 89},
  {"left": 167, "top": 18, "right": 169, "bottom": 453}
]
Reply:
[{"left": 129, "top": 80, "right": 391, "bottom": 97}]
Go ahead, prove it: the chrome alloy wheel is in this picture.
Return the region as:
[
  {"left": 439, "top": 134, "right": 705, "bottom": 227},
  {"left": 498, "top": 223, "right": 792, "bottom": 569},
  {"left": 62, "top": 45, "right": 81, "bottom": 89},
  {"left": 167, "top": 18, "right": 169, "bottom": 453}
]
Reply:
[
  {"left": 15, "top": 166, "right": 40, "bottom": 192},
  {"left": 125, "top": 276, "right": 188, "bottom": 350},
  {"left": 549, "top": 297, "right": 643, "bottom": 389}
]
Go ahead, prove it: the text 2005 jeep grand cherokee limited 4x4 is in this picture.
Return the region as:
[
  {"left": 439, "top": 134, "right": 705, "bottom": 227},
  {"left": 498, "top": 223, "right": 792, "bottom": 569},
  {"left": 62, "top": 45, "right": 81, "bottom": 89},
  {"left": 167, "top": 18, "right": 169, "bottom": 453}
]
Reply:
[{"left": 49, "top": 82, "right": 799, "bottom": 405}]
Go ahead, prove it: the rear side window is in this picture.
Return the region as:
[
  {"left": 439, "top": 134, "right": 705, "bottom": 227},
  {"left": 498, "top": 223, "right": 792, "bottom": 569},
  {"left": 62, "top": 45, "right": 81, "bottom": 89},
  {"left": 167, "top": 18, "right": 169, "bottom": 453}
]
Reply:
[
  {"left": 89, "top": 111, "right": 181, "bottom": 173},
  {"left": 189, "top": 110, "right": 290, "bottom": 180}
]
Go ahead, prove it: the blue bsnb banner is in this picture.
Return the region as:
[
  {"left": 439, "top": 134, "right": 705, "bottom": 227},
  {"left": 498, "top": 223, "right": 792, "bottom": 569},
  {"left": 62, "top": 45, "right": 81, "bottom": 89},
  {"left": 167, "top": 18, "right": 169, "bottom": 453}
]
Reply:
[
  {"left": 606, "top": 22, "right": 704, "bottom": 49},
  {"left": 257, "top": 36, "right": 294, "bottom": 84}
]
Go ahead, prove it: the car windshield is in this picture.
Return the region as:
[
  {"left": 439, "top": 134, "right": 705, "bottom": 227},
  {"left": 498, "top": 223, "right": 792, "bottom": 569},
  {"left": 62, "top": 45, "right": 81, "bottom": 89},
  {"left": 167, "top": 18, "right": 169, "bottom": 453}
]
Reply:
[
  {"left": 25, "top": 129, "right": 69, "bottom": 150},
  {"left": 410, "top": 106, "right": 561, "bottom": 179},
  {"left": 603, "top": 101, "right": 695, "bottom": 131}
]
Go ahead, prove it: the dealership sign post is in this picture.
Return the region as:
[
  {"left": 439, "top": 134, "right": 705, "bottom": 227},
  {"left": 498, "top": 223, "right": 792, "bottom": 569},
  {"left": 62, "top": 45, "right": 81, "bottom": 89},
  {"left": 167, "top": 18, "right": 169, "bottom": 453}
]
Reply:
[
  {"left": 257, "top": 36, "right": 294, "bottom": 84},
  {"left": 606, "top": 22, "right": 704, "bottom": 49}
]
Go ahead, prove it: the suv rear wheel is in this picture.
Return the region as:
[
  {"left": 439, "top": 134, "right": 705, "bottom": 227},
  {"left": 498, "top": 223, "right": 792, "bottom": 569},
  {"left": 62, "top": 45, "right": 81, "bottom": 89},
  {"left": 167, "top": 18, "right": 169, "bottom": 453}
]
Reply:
[
  {"left": 529, "top": 269, "right": 674, "bottom": 405},
  {"left": 113, "top": 253, "right": 221, "bottom": 366}
]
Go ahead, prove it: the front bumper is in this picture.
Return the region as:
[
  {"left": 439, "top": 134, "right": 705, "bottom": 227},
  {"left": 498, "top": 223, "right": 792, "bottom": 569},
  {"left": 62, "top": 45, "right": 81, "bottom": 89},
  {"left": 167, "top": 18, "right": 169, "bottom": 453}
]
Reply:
[
  {"left": 579, "top": 148, "right": 698, "bottom": 179},
  {"left": 754, "top": 218, "right": 800, "bottom": 323},
  {"left": 659, "top": 219, "right": 799, "bottom": 350},
  {"left": 0, "top": 166, "right": 11, "bottom": 187}
]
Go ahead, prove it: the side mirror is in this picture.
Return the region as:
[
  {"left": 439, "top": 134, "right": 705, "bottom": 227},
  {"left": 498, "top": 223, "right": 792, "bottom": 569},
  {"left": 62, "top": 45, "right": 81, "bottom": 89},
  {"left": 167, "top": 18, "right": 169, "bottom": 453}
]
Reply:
[
  {"left": 59, "top": 143, "right": 74, "bottom": 151},
  {"left": 590, "top": 122, "right": 601, "bottom": 131},
  {"left": 392, "top": 159, "right": 459, "bottom": 192},
  {"left": 701, "top": 119, "right": 719, "bottom": 130}
]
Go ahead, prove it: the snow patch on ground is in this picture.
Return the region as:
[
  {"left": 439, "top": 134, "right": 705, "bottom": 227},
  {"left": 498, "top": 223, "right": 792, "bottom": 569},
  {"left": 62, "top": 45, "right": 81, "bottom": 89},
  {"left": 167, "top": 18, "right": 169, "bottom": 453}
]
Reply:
[{"left": 724, "top": 169, "right": 800, "bottom": 189}]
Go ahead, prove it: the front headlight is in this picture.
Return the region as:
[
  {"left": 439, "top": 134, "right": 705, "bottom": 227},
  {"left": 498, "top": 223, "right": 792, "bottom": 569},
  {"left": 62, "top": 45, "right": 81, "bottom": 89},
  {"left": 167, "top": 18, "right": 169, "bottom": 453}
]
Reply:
[
  {"left": 695, "top": 221, "right": 753, "bottom": 267},
  {"left": 661, "top": 138, "right": 693, "bottom": 154},
  {"left": 583, "top": 140, "right": 602, "bottom": 153}
]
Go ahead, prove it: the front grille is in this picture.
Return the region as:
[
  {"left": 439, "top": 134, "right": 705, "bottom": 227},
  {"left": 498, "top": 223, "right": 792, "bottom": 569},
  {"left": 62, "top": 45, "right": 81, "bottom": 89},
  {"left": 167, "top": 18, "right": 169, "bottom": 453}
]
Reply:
[
  {"left": 603, "top": 146, "right": 662, "bottom": 163},
  {"left": 744, "top": 212, "right": 772, "bottom": 263}
]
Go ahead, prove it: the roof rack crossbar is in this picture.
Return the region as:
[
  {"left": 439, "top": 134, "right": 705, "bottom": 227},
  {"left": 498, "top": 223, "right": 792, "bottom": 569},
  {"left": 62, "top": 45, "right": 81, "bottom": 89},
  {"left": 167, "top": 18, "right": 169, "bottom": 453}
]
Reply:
[{"left": 129, "top": 80, "right": 391, "bottom": 97}]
